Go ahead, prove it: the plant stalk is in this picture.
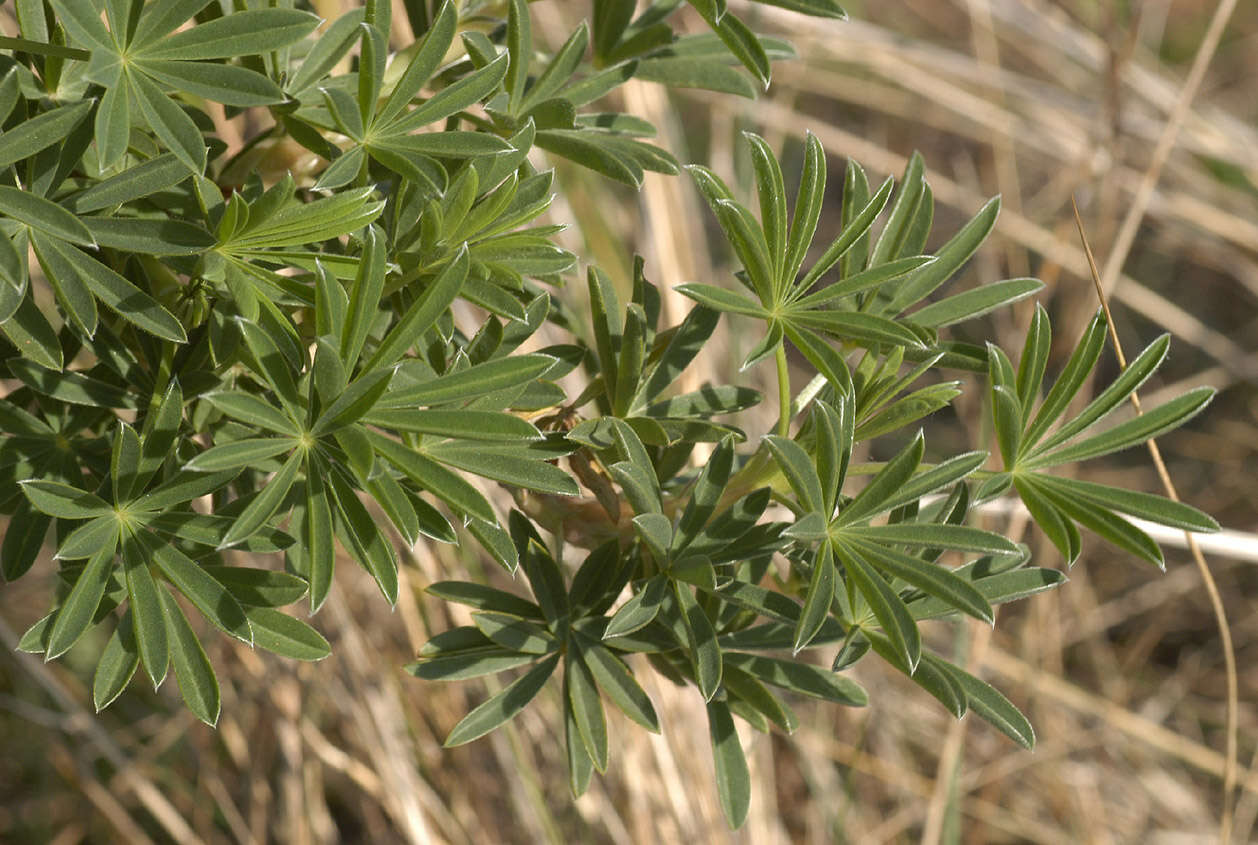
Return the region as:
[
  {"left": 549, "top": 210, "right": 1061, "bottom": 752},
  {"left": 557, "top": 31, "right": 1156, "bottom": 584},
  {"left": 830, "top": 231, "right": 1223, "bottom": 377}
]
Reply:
[{"left": 775, "top": 341, "right": 791, "bottom": 438}]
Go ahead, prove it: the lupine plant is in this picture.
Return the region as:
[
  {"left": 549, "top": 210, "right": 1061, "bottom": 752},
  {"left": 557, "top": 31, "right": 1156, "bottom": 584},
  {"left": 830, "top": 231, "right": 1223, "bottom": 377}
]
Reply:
[{"left": 0, "top": 0, "right": 1218, "bottom": 828}]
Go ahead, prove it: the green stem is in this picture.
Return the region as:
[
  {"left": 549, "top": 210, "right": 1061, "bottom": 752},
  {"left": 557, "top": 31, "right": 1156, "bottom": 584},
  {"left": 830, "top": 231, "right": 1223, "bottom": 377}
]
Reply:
[{"left": 775, "top": 342, "right": 791, "bottom": 438}]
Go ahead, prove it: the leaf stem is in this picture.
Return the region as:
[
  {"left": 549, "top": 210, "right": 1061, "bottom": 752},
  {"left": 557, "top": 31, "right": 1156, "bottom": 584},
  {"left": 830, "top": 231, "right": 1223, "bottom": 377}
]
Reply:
[{"left": 775, "top": 342, "right": 791, "bottom": 438}]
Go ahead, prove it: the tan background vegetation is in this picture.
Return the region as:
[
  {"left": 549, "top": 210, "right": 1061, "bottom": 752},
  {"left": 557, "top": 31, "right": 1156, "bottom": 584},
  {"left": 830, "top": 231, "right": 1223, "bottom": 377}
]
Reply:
[{"left": 2, "top": 0, "right": 1256, "bottom": 842}]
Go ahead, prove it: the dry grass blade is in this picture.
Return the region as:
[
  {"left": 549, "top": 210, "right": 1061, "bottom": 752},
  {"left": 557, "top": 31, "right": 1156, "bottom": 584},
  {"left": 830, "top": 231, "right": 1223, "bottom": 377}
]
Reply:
[
  {"left": 1073, "top": 197, "right": 1240, "bottom": 844},
  {"left": 1099, "top": 0, "right": 1244, "bottom": 297},
  {"left": 0, "top": 616, "right": 205, "bottom": 845}
]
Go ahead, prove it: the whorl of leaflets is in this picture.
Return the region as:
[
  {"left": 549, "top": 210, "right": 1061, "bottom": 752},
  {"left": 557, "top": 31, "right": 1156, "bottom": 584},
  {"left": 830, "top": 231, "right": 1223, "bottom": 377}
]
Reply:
[{"left": 0, "top": 0, "right": 1215, "bottom": 828}]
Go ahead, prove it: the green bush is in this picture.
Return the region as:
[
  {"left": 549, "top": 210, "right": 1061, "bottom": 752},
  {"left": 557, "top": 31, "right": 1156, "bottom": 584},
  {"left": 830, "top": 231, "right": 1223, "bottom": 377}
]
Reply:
[{"left": 0, "top": 0, "right": 1218, "bottom": 827}]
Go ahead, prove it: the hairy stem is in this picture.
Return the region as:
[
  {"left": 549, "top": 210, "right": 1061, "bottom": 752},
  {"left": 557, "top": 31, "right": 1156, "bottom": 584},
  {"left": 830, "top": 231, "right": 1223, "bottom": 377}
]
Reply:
[{"left": 775, "top": 342, "right": 791, "bottom": 438}]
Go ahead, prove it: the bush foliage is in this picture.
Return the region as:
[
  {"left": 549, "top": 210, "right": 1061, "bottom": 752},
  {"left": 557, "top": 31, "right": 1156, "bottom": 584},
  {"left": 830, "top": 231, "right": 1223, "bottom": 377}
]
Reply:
[{"left": 0, "top": 0, "right": 1217, "bottom": 827}]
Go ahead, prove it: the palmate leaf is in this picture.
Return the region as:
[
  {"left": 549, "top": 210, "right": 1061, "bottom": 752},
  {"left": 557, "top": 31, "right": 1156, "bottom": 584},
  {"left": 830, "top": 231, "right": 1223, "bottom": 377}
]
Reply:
[
  {"left": 297, "top": 4, "right": 513, "bottom": 188},
  {"left": 987, "top": 308, "right": 1218, "bottom": 562},
  {"left": 684, "top": 133, "right": 1008, "bottom": 387},
  {"left": 0, "top": 0, "right": 1225, "bottom": 825},
  {"left": 49, "top": 0, "right": 316, "bottom": 168}
]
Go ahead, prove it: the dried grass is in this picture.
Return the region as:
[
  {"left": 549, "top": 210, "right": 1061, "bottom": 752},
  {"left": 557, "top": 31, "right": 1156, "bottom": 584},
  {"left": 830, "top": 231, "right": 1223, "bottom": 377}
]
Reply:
[{"left": 3, "top": 1, "right": 1256, "bottom": 842}]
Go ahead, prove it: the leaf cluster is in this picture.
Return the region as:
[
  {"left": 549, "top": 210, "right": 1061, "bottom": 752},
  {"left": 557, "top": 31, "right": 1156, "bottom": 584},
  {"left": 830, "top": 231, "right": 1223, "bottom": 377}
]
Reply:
[{"left": 0, "top": 0, "right": 1216, "bottom": 829}]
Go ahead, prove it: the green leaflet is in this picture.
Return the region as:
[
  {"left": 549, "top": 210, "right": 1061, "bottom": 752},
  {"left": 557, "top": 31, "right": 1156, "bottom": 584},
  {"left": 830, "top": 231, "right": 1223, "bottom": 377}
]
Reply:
[
  {"left": 1, "top": 292, "right": 63, "bottom": 370},
  {"left": 364, "top": 246, "right": 468, "bottom": 371},
  {"left": 675, "top": 581, "right": 722, "bottom": 701},
  {"left": 566, "top": 646, "right": 609, "bottom": 772},
  {"left": 722, "top": 652, "right": 868, "bottom": 705},
  {"left": 707, "top": 699, "right": 751, "bottom": 829},
  {"left": 203, "top": 566, "right": 308, "bottom": 607},
  {"left": 136, "top": 60, "right": 285, "bottom": 108},
  {"left": 370, "top": 432, "right": 496, "bottom": 523},
  {"left": 130, "top": 69, "right": 207, "bottom": 172},
  {"left": 247, "top": 608, "right": 332, "bottom": 661},
  {"left": 140, "top": 9, "right": 318, "bottom": 60},
  {"left": 93, "top": 610, "right": 140, "bottom": 711},
  {"left": 122, "top": 531, "right": 169, "bottom": 690},
  {"left": 578, "top": 633, "right": 660, "bottom": 732},
  {"left": 184, "top": 437, "right": 294, "bottom": 472},
  {"left": 936, "top": 659, "right": 1035, "bottom": 749},
  {"left": 795, "top": 542, "right": 836, "bottom": 652},
  {"left": 635, "top": 57, "right": 757, "bottom": 98},
  {"left": 378, "top": 355, "right": 556, "bottom": 409},
  {"left": 46, "top": 537, "right": 117, "bottom": 659},
  {"left": 328, "top": 465, "right": 399, "bottom": 605},
  {"left": 20, "top": 479, "right": 112, "bottom": 519},
  {"left": 218, "top": 450, "right": 303, "bottom": 550},
  {"left": 55, "top": 515, "right": 119, "bottom": 560},
  {"left": 0, "top": 101, "right": 94, "bottom": 170},
  {"left": 443, "top": 654, "right": 559, "bottom": 746},
  {"left": 910, "top": 277, "right": 1043, "bottom": 327},
  {"left": 428, "top": 581, "right": 542, "bottom": 619},
  {"left": 147, "top": 533, "right": 253, "bottom": 644},
  {"left": 35, "top": 232, "right": 187, "bottom": 342},
  {"left": 764, "top": 434, "right": 824, "bottom": 514},
  {"left": 839, "top": 541, "right": 921, "bottom": 672},
  {"left": 159, "top": 587, "right": 221, "bottom": 726},
  {"left": 0, "top": 187, "right": 95, "bottom": 245}
]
